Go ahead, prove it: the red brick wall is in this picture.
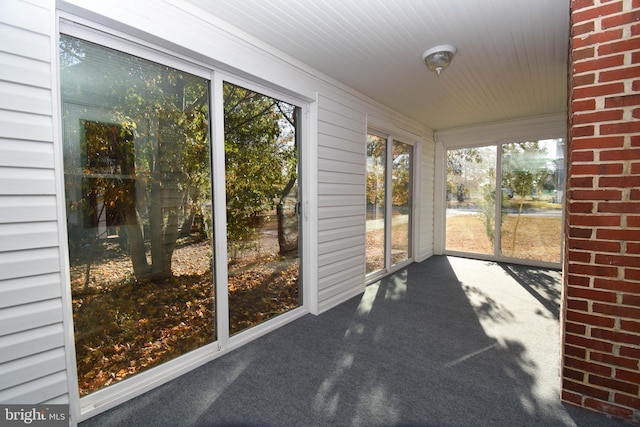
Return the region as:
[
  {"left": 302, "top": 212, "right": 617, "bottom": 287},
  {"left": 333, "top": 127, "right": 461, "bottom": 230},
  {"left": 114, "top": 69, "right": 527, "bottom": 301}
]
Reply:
[{"left": 564, "top": 0, "right": 640, "bottom": 423}]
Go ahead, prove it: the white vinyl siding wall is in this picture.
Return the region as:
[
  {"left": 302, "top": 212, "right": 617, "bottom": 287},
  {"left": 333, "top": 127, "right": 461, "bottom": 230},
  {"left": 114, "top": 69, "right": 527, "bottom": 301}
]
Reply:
[
  {"left": 0, "top": 0, "right": 71, "bottom": 406},
  {"left": 317, "top": 94, "right": 367, "bottom": 313}
]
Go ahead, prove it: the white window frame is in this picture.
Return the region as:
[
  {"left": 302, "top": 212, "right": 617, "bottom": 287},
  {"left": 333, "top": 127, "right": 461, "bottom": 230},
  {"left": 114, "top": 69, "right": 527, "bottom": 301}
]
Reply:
[
  {"left": 213, "top": 72, "right": 312, "bottom": 351},
  {"left": 434, "top": 115, "right": 566, "bottom": 269},
  {"left": 365, "top": 125, "right": 421, "bottom": 284}
]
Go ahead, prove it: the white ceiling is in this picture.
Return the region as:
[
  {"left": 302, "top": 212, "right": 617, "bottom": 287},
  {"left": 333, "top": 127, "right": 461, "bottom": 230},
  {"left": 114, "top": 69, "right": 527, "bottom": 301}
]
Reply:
[{"left": 183, "top": 0, "right": 570, "bottom": 131}]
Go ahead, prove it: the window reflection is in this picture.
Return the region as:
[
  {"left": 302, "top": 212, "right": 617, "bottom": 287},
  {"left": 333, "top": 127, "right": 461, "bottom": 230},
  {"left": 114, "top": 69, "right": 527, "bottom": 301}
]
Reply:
[{"left": 60, "top": 35, "right": 215, "bottom": 395}]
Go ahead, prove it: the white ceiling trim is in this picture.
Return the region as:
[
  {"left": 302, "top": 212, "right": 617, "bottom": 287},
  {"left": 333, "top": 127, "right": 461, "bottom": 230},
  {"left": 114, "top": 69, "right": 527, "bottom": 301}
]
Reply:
[{"left": 435, "top": 113, "right": 567, "bottom": 148}]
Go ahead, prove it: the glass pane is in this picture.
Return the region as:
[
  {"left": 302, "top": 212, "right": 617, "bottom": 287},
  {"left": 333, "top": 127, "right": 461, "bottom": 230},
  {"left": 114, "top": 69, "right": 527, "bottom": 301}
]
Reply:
[
  {"left": 60, "top": 36, "right": 215, "bottom": 396},
  {"left": 500, "top": 139, "right": 564, "bottom": 262},
  {"left": 391, "top": 141, "right": 412, "bottom": 265},
  {"left": 366, "top": 134, "right": 386, "bottom": 274},
  {"left": 223, "top": 82, "right": 301, "bottom": 335},
  {"left": 446, "top": 146, "right": 497, "bottom": 255}
]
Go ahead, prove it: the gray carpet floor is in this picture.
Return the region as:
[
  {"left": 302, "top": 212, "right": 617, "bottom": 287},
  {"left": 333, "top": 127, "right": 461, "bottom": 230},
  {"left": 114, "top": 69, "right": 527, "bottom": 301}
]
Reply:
[{"left": 81, "top": 256, "right": 629, "bottom": 426}]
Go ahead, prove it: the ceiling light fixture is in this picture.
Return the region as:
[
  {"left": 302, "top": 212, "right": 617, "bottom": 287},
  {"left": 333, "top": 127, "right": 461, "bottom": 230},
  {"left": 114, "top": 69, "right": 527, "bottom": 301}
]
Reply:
[{"left": 422, "top": 45, "right": 457, "bottom": 76}]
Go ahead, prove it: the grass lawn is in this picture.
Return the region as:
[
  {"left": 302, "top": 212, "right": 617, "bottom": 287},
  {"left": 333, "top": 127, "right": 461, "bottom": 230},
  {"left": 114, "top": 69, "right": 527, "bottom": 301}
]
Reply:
[{"left": 446, "top": 214, "right": 562, "bottom": 263}]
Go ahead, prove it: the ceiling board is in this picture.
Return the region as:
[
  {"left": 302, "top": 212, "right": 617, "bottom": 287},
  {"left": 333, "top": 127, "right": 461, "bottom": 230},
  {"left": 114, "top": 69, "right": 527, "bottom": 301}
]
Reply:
[{"left": 184, "top": 0, "right": 570, "bottom": 131}]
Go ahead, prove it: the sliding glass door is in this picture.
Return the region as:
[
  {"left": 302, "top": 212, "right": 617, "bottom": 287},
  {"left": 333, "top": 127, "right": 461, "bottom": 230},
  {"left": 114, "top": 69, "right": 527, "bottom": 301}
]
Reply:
[
  {"left": 391, "top": 140, "right": 413, "bottom": 266},
  {"left": 366, "top": 134, "right": 386, "bottom": 274},
  {"left": 366, "top": 133, "right": 414, "bottom": 278},
  {"left": 445, "top": 139, "right": 564, "bottom": 265},
  {"left": 61, "top": 35, "right": 215, "bottom": 396},
  {"left": 60, "top": 31, "right": 307, "bottom": 401},
  {"left": 223, "top": 82, "right": 302, "bottom": 335}
]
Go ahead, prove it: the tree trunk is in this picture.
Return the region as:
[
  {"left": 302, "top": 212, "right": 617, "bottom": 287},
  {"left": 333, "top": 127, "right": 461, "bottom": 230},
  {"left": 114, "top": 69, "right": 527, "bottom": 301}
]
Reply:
[
  {"left": 118, "top": 131, "right": 150, "bottom": 279},
  {"left": 179, "top": 189, "right": 200, "bottom": 238},
  {"left": 276, "top": 203, "right": 299, "bottom": 253},
  {"left": 124, "top": 209, "right": 151, "bottom": 278},
  {"left": 148, "top": 178, "right": 167, "bottom": 279},
  {"left": 161, "top": 194, "right": 181, "bottom": 278},
  {"left": 276, "top": 177, "right": 298, "bottom": 254},
  {"left": 510, "top": 196, "right": 525, "bottom": 255},
  {"left": 149, "top": 171, "right": 182, "bottom": 279},
  {"left": 121, "top": 178, "right": 150, "bottom": 278}
]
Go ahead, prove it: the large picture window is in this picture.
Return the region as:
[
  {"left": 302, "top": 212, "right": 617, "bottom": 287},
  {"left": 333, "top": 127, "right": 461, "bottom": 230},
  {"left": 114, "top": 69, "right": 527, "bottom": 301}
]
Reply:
[
  {"left": 445, "top": 146, "right": 497, "bottom": 255},
  {"left": 445, "top": 139, "right": 564, "bottom": 265},
  {"left": 60, "top": 35, "right": 215, "bottom": 396}
]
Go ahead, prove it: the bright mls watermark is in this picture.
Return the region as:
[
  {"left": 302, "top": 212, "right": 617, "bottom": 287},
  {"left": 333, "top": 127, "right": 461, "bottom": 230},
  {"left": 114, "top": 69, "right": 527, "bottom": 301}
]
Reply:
[{"left": 0, "top": 405, "right": 68, "bottom": 427}]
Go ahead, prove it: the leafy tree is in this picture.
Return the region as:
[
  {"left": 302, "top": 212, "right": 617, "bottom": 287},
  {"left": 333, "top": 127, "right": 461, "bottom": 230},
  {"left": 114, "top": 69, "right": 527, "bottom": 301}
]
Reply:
[
  {"left": 447, "top": 147, "right": 483, "bottom": 176},
  {"left": 391, "top": 143, "right": 412, "bottom": 208},
  {"left": 119, "top": 74, "right": 208, "bottom": 279},
  {"left": 447, "top": 147, "right": 506, "bottom": 247},
  {"left": 61, "top": 36, "right": 211, "bottom": 280},
  {"left": 62, "top": 38, "right": 300, "bottom": 281},
  {"left": 223, "top": 82, "right": 298, "bottom": 258},
  {"left": 477, "top": 168, "right": 497, "bottom": 246},
  {"left": 446, "top": 148, "right": 483, "bottom": 202},
  {"left": 366, "top": 139, "right": 411, "bottom": 216},
  {"left": 366, "top": 135, "right": 386, "bottom": 208},
  {"left": 501, "top": 141, "right": 551, "bottom": 253},
  {"left": 273, "top": 103, "right": 299, "bottom": 254}
]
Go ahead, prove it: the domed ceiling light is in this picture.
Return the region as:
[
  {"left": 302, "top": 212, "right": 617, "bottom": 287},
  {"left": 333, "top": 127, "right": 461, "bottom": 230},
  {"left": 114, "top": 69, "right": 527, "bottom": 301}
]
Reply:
[{"left": 422, "top": 45, "right": 457, "bottom": 76}]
